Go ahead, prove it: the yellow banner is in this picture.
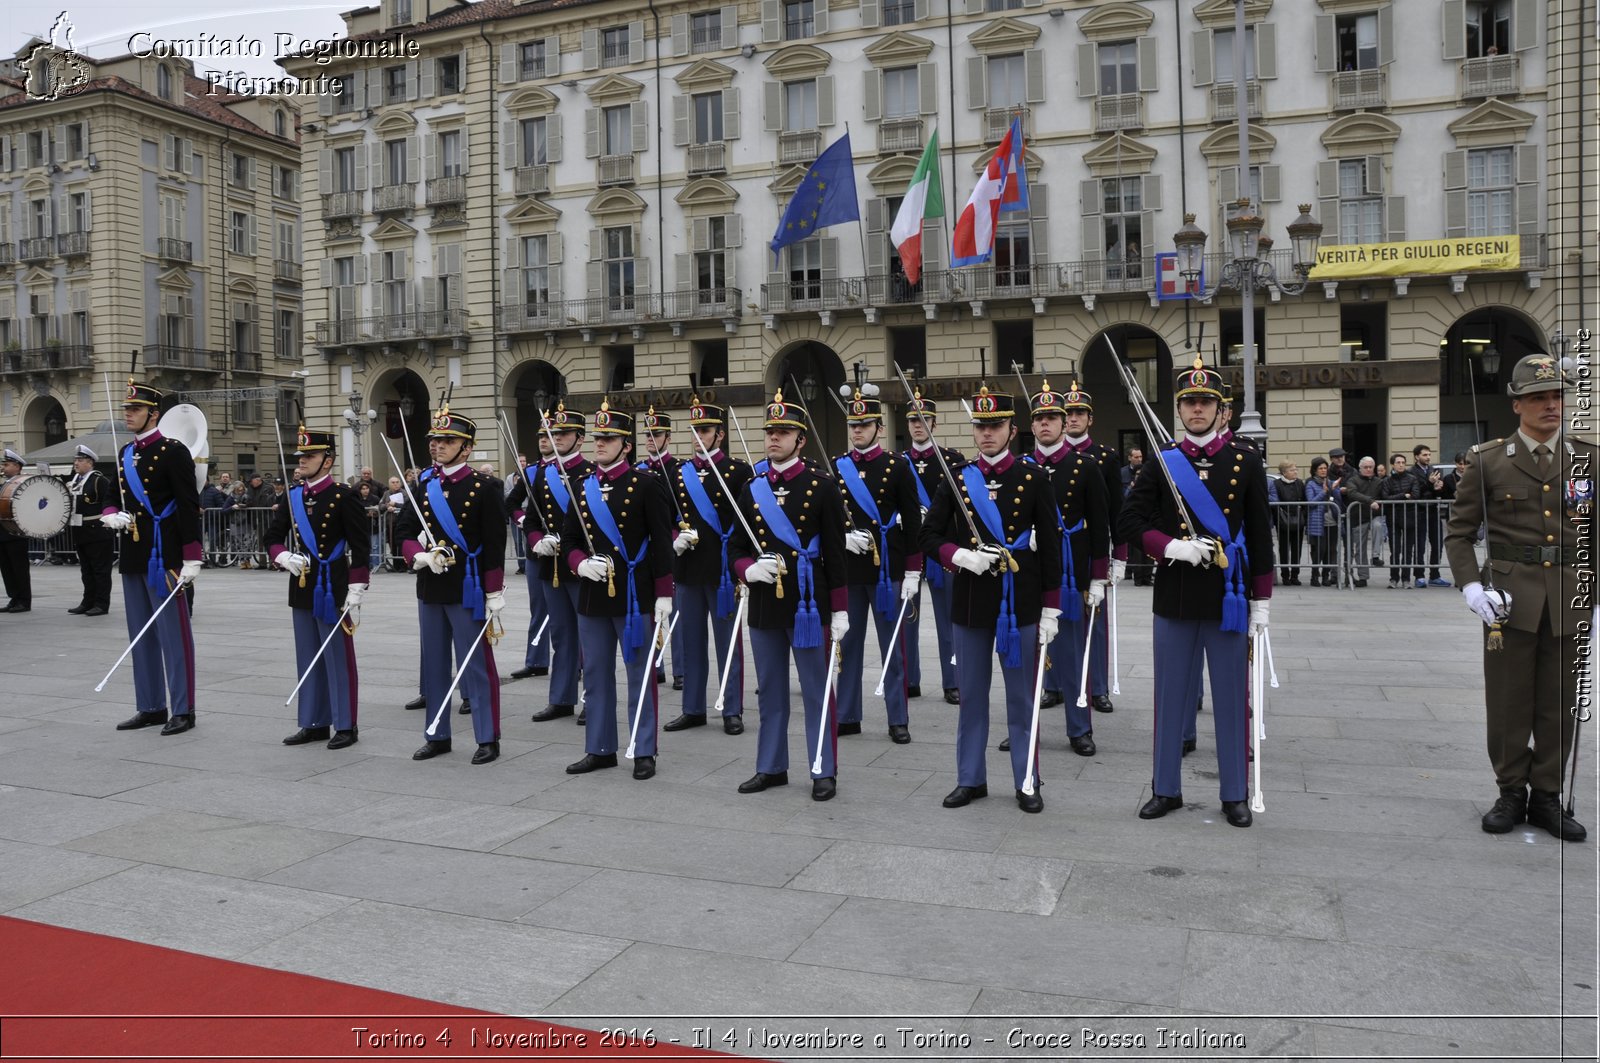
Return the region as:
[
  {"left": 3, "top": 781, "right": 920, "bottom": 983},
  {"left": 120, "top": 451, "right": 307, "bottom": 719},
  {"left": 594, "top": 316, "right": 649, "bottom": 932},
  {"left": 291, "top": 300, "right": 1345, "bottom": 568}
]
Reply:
[{"left": 1309, "top": 236, "right": 1521, "bottom": 280}]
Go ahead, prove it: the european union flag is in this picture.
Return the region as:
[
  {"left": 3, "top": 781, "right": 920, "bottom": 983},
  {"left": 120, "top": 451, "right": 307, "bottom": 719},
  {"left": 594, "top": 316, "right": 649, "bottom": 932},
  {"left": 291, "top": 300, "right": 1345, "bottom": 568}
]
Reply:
[{"left": 769, "top": 132, "right": 860, "bottom": 259}]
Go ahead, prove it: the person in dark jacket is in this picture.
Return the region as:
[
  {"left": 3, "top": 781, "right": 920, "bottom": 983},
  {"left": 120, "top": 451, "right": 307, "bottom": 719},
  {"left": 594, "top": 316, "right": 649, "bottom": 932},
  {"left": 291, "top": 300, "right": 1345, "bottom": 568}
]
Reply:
[
  {"left": 1267, "top": 460, "right": 1307, "bottom": 585},
  {"left": 1341, "top": 456, "right": 1382, "bottom": 587},
  {"left": 1378, "top": 452, "right": 1419, "bottom": 588}
]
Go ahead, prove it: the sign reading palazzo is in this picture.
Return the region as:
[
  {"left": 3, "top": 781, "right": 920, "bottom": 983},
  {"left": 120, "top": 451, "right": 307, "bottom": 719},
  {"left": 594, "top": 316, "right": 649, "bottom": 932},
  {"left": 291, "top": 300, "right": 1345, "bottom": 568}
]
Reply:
[{"left": 1309, "top": 236, "right": 1521, "bottom": 280}]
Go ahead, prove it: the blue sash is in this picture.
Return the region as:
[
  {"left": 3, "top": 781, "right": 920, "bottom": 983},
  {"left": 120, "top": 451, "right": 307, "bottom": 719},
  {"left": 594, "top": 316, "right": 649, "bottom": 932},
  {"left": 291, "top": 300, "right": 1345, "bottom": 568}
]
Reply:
[
  {"left": 424, "top": 475, "right": 487, "bottom": 621},
  {"left": 290, "top": 485, "right": 347, "bottom": 624},
  {"left": 121, "top": 443, "right": 176, "bottom": 596},
  {"left": 836, "top": 456, "right": 901, "bottom": 615},
  {"left": 583, "top": 475, "right": 652, "bottom": 662},
  {"left": 961, "top": 463, "right": 1033, "bottom": 668},
  {"left": 905, "top": 453, "right": 943, "bottom": 589},
  {"left": 680, "top": 461, "right": 737, "bottom": 617},
  {"left": 1162, "top": 449, "right": 1250, "bottom": 633},
  {"left": 749, "top": 476, "right": 823, "bottom": 648},
  {"left": 543, "top": 463, "right": 571, "bottom": 516},
  {"left": 1060, "top": 518, "right": 1083, "bottom": 623}
]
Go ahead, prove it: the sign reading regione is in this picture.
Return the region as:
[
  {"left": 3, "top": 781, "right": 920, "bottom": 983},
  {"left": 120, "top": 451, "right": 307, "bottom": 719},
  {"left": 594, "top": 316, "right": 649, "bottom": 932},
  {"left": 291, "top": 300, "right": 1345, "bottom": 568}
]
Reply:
[{"left": 1310, "top": 236, "right": 1521, "bottom": 280}]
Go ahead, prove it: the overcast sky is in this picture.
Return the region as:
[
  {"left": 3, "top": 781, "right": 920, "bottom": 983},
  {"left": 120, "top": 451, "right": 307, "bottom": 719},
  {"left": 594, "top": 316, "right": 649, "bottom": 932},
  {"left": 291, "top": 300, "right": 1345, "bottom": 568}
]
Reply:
[{"left": 4, "top": 0, "right": 358, "bottom": 83}]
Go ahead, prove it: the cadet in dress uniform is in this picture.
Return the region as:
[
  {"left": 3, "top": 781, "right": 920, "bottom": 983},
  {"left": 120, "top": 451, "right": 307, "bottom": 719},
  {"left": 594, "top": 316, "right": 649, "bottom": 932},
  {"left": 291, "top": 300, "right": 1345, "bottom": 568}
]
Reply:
[
  {"left": 504, "top": 428, "right": 553, "bottom": 681},
  {"left": 103, "top": 381, "right": 204, "bottom": 734},
  {"left": 1027, "top": 381, "right": 1111, "bottom": 756},
  {"left": 730, "top": 392, "right": 850, "bottom": 801},
  {"left": 832, "top": 390, "right": 923, "bottom": 743},
  {"left": 523, "top": 403, "right": 592, "bottom": 723},
  {"left": 1118, "top": 358, "right": 1274, "bottom": 827},
  {"left": 1447, "top": 353, "right": 1592, "bottom": 841},
  {"left": 396, "top": 405, "right": 508, "bottom": 765},
  {"left": 0, "top": 449, "right": 31, "bottom": 612},
  {"left": 264, "top": 427, "right": 369, "bottom": 750},
  {"left": 66, "top": 445, "right": 115, "bottom": 616},
  {"left": 900, "top": 395, "right": 966, "bottom": 705},
  {"left": 661, "top": 398, "right": 754, "bottom": 735},
  {"left": 920, "top": 387, "right": 1063, "bottom": 814},
  {"left": 637, "top": 408, "right": 688, "bottom": 689},
  {"left": 561, "top": 402, "right": 676, "bottom": 781},
  {"left": 1060, "top": 381, "right": 1127, "bottom": 714}
]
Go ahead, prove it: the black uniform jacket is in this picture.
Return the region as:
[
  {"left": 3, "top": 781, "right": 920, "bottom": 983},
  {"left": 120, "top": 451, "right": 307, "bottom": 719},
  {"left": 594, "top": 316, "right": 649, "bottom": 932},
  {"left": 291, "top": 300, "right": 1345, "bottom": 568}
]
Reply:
[
  {"left": 728, "top": 458, "right": 848, "bottom": 630},
  {"left": 1117, "top": 436, "right": 1275, "bottom": 622},
  {"left": 560, "top": 461, "right": 675, "bottom": 618},
  {"left": 395, "top": 464, "right": 508, "bottom": 605},
  {"left": 919, "top": 450, "right": 1063, "bottom": 628},
  {"left": 505, "top": 452, "right": 592, "bottom": 584},
  {"left": 667, "top": 449, "right": 754, "bottom": 587},
  {"left": 1069, "top": 436, "right": 1127, "bottom": 554},
  {"left": 1029, "top": 445, "right": 1111, "bottom": 591},
  {"left": 114, "top": 431, "right": 202, "bottom": 575},
  {"left": 832, "top": 445, "right": 923, "bottom": 585},
  {"left": 264, "top": 476, "right": 371, "bottom": 611},
  {"left": 72, "top": 470, "right": 117, "bottom": 544}
]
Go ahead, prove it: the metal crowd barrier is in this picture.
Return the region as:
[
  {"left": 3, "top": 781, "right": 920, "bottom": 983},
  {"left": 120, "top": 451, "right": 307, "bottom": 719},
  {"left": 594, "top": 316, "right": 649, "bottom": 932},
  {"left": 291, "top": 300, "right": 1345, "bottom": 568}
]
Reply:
[{"left": 1257, "top": 496, "right": 1459, "bottom": 590}]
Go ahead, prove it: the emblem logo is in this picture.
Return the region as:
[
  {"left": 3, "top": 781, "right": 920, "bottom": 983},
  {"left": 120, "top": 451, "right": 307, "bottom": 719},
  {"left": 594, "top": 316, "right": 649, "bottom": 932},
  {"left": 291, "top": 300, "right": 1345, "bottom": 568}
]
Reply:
[
  {"left": 768, "top": 402, "right": 784, "bottom": 420},
  {"left": 690, "top": 405, "right": 705, "bottom": 420},
  {"left": 595, "top": 411, "right": 612, "bottom": 428},
  {"left": 431, "top": 412, "right": 450, "bottom": 431},
  {"left": 976, "top": 395, "right": 996, "bottom": 414}
]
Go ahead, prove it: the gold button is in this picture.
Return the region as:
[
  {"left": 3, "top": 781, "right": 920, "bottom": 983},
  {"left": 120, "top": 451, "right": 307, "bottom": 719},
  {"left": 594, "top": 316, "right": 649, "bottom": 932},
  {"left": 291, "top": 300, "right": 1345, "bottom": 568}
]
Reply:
[
  {"left": 1543, "top": 484, "right": 1551, "bottom": 493},
  {"left": 1228, "top": 494, "right": 1236, "bottom": 501},
  {"left": 1547, "top": 534, "right": 1555, "bottom": 543},
  {"left": 1545, "top": 510, "right": 1552, "bottom": 518},
  {"left": 1230, "top": 479, "right": 1238, "bottom": 486},
  {"left": 1179, "top": 522, "right": 1188, "bottom": 532},
  {"left": 1544, "top": 561, "right": 1553, "bottom": 568}
]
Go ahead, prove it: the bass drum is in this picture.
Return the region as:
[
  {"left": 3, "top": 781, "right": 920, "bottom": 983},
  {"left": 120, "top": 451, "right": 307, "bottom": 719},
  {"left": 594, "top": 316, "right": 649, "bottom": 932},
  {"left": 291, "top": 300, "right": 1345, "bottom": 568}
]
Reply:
[
  {"left": 0, "top": 474, "right": 72, "bottom": 537},
  {"left": 161, "top": 403, "right": 210, "bottom": 492}
]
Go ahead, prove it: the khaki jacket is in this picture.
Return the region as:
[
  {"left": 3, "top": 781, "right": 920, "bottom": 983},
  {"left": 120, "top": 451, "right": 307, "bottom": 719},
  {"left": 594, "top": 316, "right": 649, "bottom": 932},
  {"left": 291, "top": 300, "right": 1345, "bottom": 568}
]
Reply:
[{"left": 1445, "top": 434, "right": 1596, "bottom": 637}]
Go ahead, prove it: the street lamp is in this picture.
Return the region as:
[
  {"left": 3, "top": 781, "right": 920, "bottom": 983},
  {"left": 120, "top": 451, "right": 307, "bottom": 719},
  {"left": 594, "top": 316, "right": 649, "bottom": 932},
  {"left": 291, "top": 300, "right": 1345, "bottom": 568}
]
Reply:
[{"left": 342, "top": 393, "right": 377, "bottom": 475}]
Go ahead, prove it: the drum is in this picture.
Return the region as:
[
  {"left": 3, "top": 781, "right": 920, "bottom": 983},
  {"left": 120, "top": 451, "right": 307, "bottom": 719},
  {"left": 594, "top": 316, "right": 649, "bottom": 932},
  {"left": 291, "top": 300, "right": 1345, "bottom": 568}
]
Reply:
[{"left": 0, "top": 474, "right": 72, "bottom": 537}]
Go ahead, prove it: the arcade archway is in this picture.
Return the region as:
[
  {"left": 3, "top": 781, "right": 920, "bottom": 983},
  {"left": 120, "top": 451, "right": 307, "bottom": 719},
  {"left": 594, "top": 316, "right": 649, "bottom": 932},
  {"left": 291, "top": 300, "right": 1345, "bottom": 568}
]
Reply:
[
  {"left": 769, "top": 341, "right": 847, "bottom": 456},
  {"left": 504, "top": 360, "right": 567, "bottom": 465},
  {"left": 23, "top": 395, "right": 69, "bottom": 453},
  {"left": 1074, "top": 324, "right": 1176, "bottom": 462},
  {"left": 1439, "top": 307, "right": 1544, "bottom": 458},
  {"left": 367, "top": 369, "right": 432, "bottom": 471}
]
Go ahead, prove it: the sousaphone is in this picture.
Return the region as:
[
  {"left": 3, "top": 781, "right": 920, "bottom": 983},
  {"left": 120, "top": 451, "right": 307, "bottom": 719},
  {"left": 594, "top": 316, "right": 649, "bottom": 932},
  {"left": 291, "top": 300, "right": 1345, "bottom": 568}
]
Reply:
[{"left": 160, "top": 403, "right": 210, "bottom": 492}]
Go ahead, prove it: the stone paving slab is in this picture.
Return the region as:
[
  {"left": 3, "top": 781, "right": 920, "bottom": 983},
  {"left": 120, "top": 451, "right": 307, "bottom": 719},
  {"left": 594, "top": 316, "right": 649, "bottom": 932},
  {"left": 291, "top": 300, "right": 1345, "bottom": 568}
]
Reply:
[
  {"left": 0, "top": 786, "right": 161, "bottom": 846},
  {"left": 0, "top": 839, "right": 135, "bottom": 911},
  {"left": 0, "top": 747, "right": 199, "bottom": 798},
  {"left": 786, "top": 841, "right": 1074, "bottom": 915},
  {"left": 315, "top": 793, "right": 566, "bottom": 852},
  {"left": 1051, "top": 861, "right": 1343, "bottom": 940},
  {"left": 64, "top": 810, "right": 355, "bottom": 880}
]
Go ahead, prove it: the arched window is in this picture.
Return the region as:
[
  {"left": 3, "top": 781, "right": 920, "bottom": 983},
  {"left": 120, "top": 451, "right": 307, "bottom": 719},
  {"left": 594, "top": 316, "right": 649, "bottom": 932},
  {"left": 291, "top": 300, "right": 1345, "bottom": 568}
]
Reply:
[
  {"left": 157, "top": 64, "right": 172, "bottom": 100},
  {"left": 274, "top": 109, "right": 286, "bottom": 137}
]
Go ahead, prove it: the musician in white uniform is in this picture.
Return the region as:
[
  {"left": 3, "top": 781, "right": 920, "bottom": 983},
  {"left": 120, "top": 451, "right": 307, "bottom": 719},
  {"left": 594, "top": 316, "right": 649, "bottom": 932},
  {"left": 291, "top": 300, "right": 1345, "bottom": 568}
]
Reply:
[{"left": 0, "top": 448, "right": 31, "bottom": 613}]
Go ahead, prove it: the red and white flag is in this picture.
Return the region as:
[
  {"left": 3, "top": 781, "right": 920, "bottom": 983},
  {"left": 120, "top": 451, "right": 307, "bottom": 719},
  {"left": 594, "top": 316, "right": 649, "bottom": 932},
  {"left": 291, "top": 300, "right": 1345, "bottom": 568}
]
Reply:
[{"left": 950, "top": 116, "right": 1028, "bottom": 267}]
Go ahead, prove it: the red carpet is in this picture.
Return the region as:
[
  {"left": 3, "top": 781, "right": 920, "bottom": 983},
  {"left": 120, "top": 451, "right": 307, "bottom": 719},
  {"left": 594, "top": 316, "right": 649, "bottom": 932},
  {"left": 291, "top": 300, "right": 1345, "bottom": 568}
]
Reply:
[{"left": 1, "top": 916, "right": 730, "bottom": 1061}]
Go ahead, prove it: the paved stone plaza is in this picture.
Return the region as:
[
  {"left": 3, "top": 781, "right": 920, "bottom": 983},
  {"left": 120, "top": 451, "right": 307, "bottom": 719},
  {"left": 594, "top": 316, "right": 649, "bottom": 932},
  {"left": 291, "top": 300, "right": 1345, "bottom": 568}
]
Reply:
[{"left": 0, "top": 564, "right": 1595, "bottom": 1060}]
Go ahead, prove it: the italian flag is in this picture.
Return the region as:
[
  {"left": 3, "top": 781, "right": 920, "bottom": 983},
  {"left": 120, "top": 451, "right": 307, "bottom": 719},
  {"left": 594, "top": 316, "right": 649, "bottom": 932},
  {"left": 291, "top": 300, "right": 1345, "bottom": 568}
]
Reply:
[{"left": 889, "top": 133, "right": 943, "bottom": 285}]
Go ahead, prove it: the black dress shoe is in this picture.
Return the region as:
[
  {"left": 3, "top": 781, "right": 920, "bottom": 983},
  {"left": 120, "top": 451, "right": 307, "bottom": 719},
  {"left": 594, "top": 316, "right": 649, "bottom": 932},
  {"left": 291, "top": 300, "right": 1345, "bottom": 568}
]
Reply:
[
  {"left": 531, "top": 703, "right": 574, "bottom": 722},
  {"left": 283, "top": 726, "right": 331, "bottom": 745},
  {"left": 812, "top": 776, "right": 837, "bottom": 802},
  {"left": 1481, "top": 786, "right": 1527, "bottom": 833},
  {"left": 998, "top": 736, "right": 1011, "bottom": 752},
  {"left": 1221, "top": 800, "right": 1253, "bottom": 828},
  {"left": 671, "top": 676, "right": 684, "bottom": 691},
  {"left": 532, "top": 666, "right": 549, "bottom": 676},
  {"left": 458, "top": 697, "right": 471, "bottom": 715},
  {"left": 943, "top": 688, "right": 961, "bottom": 705},
  {"left": 471, "top": 741, "right": 500, "bottom": 765},
  {"left": 632, "top": 755, "right": 656, "bottom": 780},
  {"left": 722, "top": 715, "right": 744, "bottom": 735},
  {"left": 738, "top": 770, "right": 788, "bottom": 793},
  {"left": 1138, "top": 794, "right": 1184, "bottom": 819},
  {"left": 116, "top": 710, "right": 167, "bottom": 731},
  {"left": 906, "top": 685, "right": 922, "bottom": 699},
  {"left": 1015, "top": 789, "right": 1043, "bottom": 813},
  {"left": 67, "top": 603, "right": 89, "bottom": 614},
  {"left": 836, "top": 721, "right": 862, "bottom": 736},
  {"left": 565, "top": 752, "right": 618, "bottom": 774},
  {"left": 1181, "top": 738, "right": 1197, "bottom": 757},
  {"left": 509, "top": 666, "right": 538, "bottom": 679},
  {"left": 575, "top": 707, "right": 586, "bottom": 725},
  {"left": 1070, "top": 733, "right": 1096, "bottom": 757},
  {"left": 7, "top": 603, "right": 30, "bottom": 613},
  {"left": 1091, "top": 695, "right": 1114, "bottom": 713},
  {"left": 888, "top": 724, "right": 911, "bottom": 744},
  {"left": 663, "top": 713, "right": 707, "bottom": 732},
  {"left": 1527, "top": 790, "right": 1587, "bottom": 841},
  {"left": 327, "top": 729, "right": 358, "bottom": 750},
  {"left": 942, "top": 783, "right": 988, "bottom": 808},
  {"left": 412, "top": 739, "right": 452, "bottom": 760},
  {"left": 159, "top": 715, "right": 195, "bottom": 736},
  {"left": 1040, "top": 690, "right": 1064, "bottom": 708},
  {"left": 404, "top": 695, "right": 426, "bottom": 711},
  {"left": 84, "top": 605, "right": 108, "bottom": 616}
]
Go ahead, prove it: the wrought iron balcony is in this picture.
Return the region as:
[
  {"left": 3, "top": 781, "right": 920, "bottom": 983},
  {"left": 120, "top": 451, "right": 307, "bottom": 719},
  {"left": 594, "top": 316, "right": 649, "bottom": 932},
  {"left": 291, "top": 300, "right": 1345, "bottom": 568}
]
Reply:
[
  {"left": 877, "top": 117, "right": 923, "bottom": 155},
  {"left": 372, "top": 183, "right": 415, "bottom": 213},
  {"left": 1210, "top": 81, "right": 1262, "bottom": 122},
  {"left": 274, "top": 259, "right": 301, "bottom": 283},
  {"left": 58, "top": 231, "right": 91, "bottom": 257},
  {"left": 983, "top": 107, "right": 1029, "bottom": 143},
  {"left": 567, "top": 292, "right": 653, "bottom": 326},
  {"left": 0, "top": 244, "right": 13, "bottom": 266},
  {"left": 660, "top": 286, "right": 742, "bottom": 321},
  {"left": 778, "top": 130, "right": 822, "bottom": 166},
  {"left": 232, "top": 350, "right": 262, "bottom": 372},
  {"left": 157, "top": 237, "right": 192, "bottom": 262},
  {"left": 1461, "top": 54, "right": 1519, "bottom": 99},
  {"left": 1330, "top": 68, "right": 1387, "bottom": 110},
  {"left": 322, "top": 191, "right": 363, "bottom": 220},
  {"left": 146, "top": 344, "right": 225, "bottom": 372},
  {"left": 690, "top": 25, "right": 722, "bottom": 53},
  {"left": 314, "top": 310, "right": 468, "bottom": 348},
  {"left": 597, "top": 154, "right": 635, "bottom": 187},
  {"left": 686, "top": 143, "right": 726, "bottom": 176},
  {"left": 760, "top": 277, "right": 864, "bottom": 314},
  {"left": 20, "top": 237, "right": 54, "bottom": 262},
  {"left": 1094, "top": 93, "right": 1144, "bottom": 133},
  {"left": 515, "top": 165, "right": 549, "bottom": 196},
  {"left": 497, "top": 298, "right": 564, "bottom": 332},
  {"left": 0, "top": 345, "right": 95, "bottom": 374},
  {"left": 426, "top": 176, "right": 466, "bottom": 206}
]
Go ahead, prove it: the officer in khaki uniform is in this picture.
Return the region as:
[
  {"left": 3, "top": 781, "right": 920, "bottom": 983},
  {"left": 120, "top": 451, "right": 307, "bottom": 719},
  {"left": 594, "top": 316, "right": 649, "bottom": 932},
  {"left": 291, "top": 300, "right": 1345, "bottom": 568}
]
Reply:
[{"left": 1446, "top": 353, "right": 1593, "bottom": 842}]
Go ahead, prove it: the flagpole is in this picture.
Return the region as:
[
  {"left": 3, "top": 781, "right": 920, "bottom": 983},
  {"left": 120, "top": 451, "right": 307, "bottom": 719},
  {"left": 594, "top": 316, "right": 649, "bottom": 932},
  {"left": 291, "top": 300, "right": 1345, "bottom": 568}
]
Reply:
[{"left": 846, "top": 123, "right": 872, "bottom": 309}]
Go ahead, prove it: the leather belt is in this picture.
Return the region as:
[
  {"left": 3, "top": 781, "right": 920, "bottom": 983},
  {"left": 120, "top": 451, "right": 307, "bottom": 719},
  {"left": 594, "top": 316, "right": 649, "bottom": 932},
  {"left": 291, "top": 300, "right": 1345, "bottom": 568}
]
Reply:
[{"left": 1488, "top": 542, "right": 1579, "bottom": 566}]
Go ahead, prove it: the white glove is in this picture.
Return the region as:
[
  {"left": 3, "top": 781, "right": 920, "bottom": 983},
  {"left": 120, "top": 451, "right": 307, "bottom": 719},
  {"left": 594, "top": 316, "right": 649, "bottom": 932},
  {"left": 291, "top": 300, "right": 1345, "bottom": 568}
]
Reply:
[
  {"left": 951, "top": 546, "right": 1001, "bottom": 575},
  {"left": 515, "top": 514, "right": 527, "bottom": 530},
  {"left": 344, "top": 582, "right": 367, "bottom": 610},
  {"left": 845, "top": 529, "right": 874, "bottom": 555},
  {"left": 485, "top": 590, "right": 506, "bottom": 621},
  {"left": 673, "top": 528, "right": 700, "bottom": 556},
  {"left": 1027, "top": 535, "right": 1038, "bottom": 551},
  {"left": 179, "top": 559, "right": 202, "bottom": 584},
  {"left": 743, "top": 555, "right": 780, "bottom": 584},
  {"left": 1086, "top": 578, "right": 1108, "bottom": 610},
  {"left": 577, "top": 556, "right": 612, "bottom": 582},
  {"left": 278, "top": 552, "right": 309, "bottom": 578},
  {"left": 100, "top": 511, "right": 133, "bottom": 532},
  {"left": 1164, "top": 538, "right": 1215, "bottom": 567},
  {"left": 1037, "top": 606, "right": 1061, "bottom": 645},
  {"left": 412, "top": 546, "right": 449, "bottom": 575},
  {"left": 653, "top": 597, "right": 673, "bottom": 626},
  {"left": 901, "top": 572, "right": 921, "bottom": 601},
  {"left": 533, "top": 534, "right": 561, "bottom": 558},
  {"left": 829, "top": 611, "right": 850, "bottom": 643},
  {"left": 1249, "top": 599, "right": 1270, "bottom": 635},
  {"left": 1110, "top": 558, "right": 1127, "bottom": 584},
  {"left": 1462, "top": 581, "right": 1511, "bottom": 625}
]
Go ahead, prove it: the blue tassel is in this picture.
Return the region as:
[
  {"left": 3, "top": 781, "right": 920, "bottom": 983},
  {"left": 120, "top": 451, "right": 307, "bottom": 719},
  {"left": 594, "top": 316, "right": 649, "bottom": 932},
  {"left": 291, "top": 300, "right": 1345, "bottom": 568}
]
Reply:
[
  {"left": 146, "top": 553, "right": 166, "bottom": 597},
  {"left": 1061, "top": 590, "right": 1082, "bottom": 624},
  {"left": 875, "top": 576, "right": 894, "bottom": 617},
  {"left": 793, "top": 603, "right": 822, "bottom": 648},
  {"left": 622, "top": 612, "right": 645, "bottom": 662},
  {"left": 997, "top": 614, "right": 1022, "bottom": 669},
  {"left": 716, "top": 576, "right": 735, "bottom": 618}
]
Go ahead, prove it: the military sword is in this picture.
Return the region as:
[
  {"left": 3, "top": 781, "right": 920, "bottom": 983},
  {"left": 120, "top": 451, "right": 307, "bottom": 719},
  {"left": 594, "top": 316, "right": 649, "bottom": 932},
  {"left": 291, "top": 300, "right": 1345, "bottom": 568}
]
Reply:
[{"left": 539, "top": 407, "right": 612, "bottom": 597}]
